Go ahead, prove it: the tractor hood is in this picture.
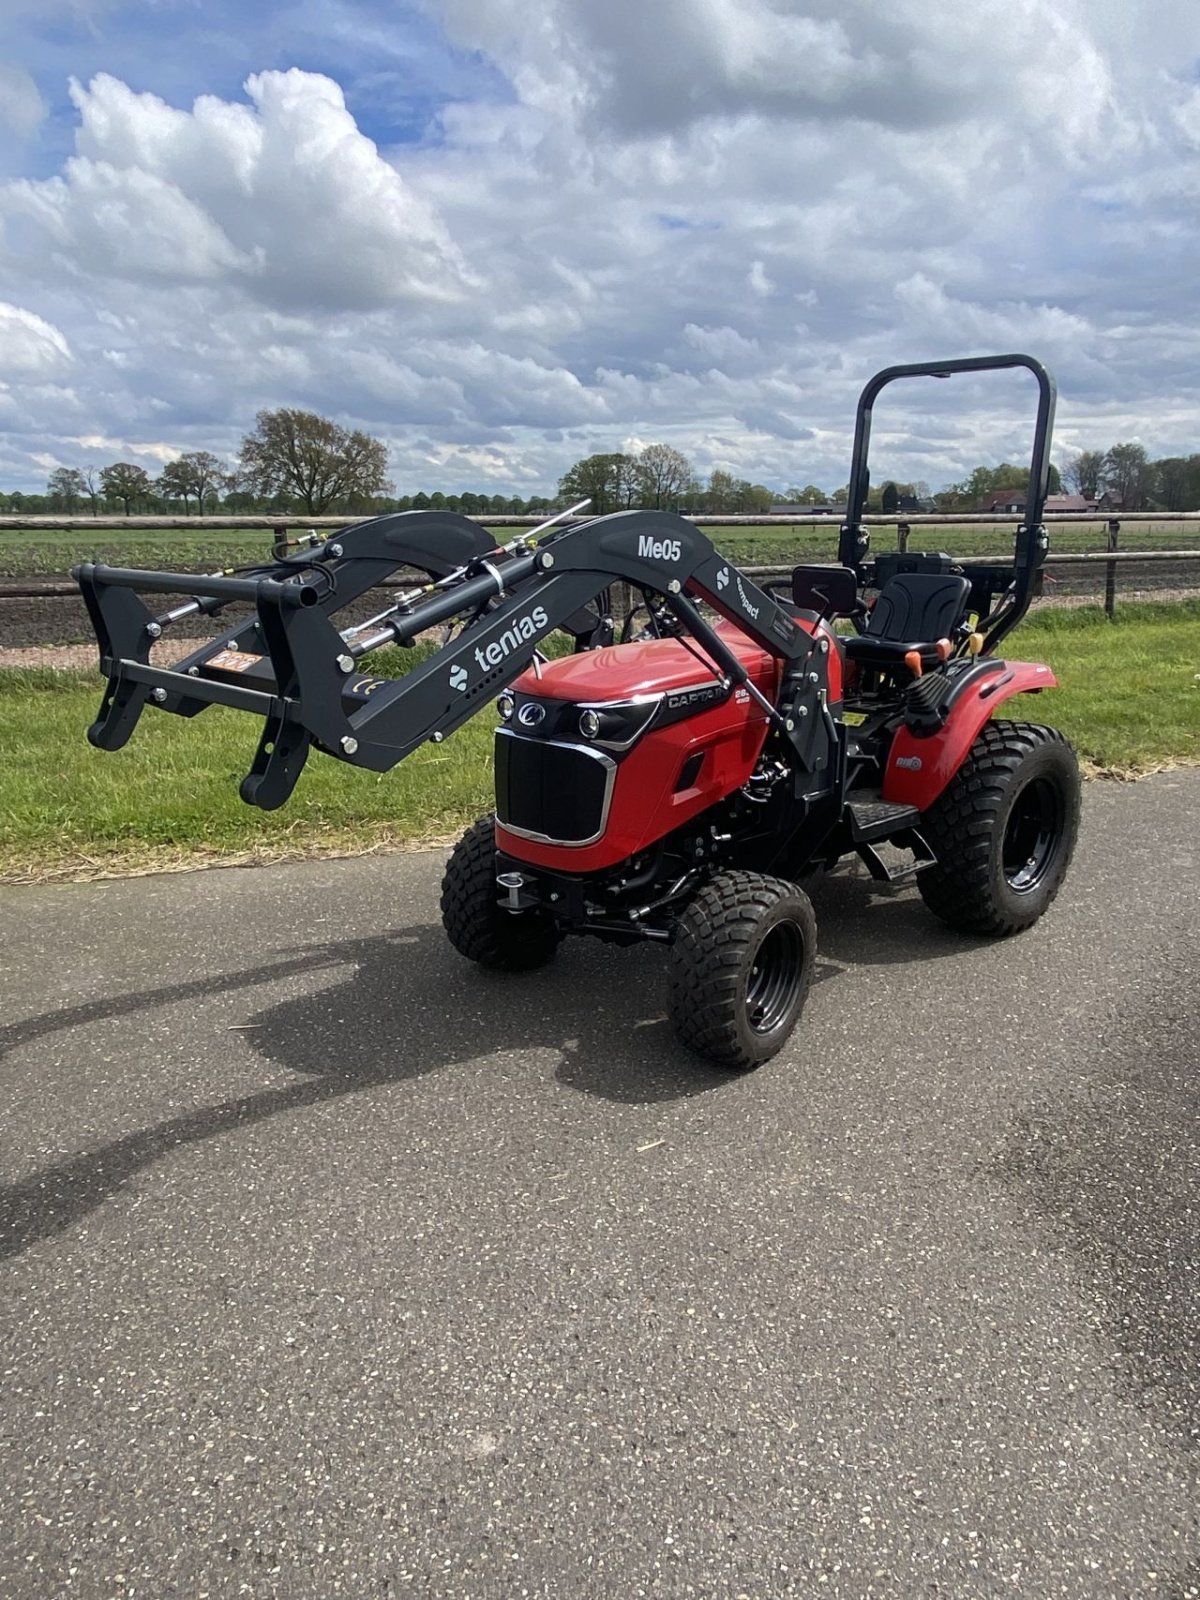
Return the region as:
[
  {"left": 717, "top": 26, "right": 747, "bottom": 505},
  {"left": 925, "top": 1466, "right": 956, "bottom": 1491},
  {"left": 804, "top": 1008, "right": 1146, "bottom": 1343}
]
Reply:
[{"left": 513, "top": 624, "right": 778, "bottom": 703}]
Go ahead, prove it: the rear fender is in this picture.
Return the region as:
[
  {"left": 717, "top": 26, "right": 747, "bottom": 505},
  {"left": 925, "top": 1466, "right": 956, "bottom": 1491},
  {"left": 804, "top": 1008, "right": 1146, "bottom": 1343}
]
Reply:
[{"left": 882, "top": 660, "right": 1058, "bottom": 811}]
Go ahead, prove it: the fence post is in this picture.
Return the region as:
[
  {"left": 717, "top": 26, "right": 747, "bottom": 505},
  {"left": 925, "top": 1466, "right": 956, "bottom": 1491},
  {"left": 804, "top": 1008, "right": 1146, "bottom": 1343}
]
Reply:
[
  {"left": 1105, "top": 518, "right": 1120, "bottom": 618},
  {"left": 897, "top": 521, "right": 910, "bottom": 553}
]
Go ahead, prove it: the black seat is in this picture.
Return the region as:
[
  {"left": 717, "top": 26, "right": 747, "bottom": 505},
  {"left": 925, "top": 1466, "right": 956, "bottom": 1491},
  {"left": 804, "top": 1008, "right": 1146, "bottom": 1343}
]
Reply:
[{"left": 843, "top": 572, "right": 971, "bottom": 671}]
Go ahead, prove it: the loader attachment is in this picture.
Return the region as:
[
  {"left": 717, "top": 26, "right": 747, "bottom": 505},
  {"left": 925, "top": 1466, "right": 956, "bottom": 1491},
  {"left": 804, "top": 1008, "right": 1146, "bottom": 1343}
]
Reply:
[{"left": 73, "top": 508, "right": 839, "bottom": 811}]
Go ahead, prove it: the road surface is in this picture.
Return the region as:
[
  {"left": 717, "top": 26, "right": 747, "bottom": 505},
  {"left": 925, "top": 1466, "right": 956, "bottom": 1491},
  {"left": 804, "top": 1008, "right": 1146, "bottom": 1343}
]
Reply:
[{"left": 2, "top": 770, "right": 1198, "bottom": 1598}]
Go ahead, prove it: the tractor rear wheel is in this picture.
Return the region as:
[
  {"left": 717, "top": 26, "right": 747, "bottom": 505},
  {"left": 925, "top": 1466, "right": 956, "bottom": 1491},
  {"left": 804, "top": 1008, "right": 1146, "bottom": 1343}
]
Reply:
[
  {"left": 441, "top": 816, "right": 561, "bottom": 970},
  {"left": 918, "top": 720, "right": 1080, "bottom": 936},
  {"left": 667, "top": 871, "right": 817, "bottom": 1070}
]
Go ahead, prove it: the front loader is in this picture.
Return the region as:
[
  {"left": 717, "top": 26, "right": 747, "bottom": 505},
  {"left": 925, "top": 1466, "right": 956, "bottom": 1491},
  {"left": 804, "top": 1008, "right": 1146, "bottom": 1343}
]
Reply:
[{"left": 73, "top": 354, "right": 1080, "bottom": 1068}]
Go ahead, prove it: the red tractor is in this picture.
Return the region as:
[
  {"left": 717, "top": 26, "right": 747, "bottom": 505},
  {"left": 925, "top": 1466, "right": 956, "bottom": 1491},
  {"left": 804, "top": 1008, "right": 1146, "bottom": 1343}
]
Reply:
[{"left": 75, "top": 354, "right": 1080, "bottom": 1069}]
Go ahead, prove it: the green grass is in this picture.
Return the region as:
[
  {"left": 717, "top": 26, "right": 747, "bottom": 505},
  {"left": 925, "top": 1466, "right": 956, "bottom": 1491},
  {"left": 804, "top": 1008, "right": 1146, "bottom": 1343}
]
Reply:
[
  {"left": 0, "top": 601, "right": 1195, "bottom": 882},
  {"left": 1005, "top": 600, "right": 1200, "bottom": 774},
  {"left": 3, "top": 519, "right": 1197, "bottom": 578}
]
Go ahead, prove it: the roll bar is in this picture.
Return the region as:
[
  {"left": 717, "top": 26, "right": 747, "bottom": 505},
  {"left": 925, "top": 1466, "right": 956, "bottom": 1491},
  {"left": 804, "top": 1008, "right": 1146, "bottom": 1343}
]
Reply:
[{"left": 839, "top": 353, "right": 1058, "bottom": 651}]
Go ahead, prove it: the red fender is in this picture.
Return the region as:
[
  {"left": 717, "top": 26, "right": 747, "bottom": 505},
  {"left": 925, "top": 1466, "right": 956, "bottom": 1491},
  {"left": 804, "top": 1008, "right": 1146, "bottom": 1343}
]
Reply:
[{"left": 881, "top": 660, "right": 1059, "bottom": 812}]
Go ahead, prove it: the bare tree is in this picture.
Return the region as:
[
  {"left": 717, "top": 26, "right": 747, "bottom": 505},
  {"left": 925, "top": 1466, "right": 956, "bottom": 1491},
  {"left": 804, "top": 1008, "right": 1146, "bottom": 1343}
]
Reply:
[
  {"left": 239, "top": 409, "right": 392, "bottom": 513},
  {"left": 81, "top": 466, "right": 102, "bottom": 516}
]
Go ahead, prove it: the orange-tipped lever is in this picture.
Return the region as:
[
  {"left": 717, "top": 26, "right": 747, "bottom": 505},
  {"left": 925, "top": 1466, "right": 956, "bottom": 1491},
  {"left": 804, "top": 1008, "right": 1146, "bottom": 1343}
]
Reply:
[{"left": 904, "top": 649, "right": 924, "bottom": 678}]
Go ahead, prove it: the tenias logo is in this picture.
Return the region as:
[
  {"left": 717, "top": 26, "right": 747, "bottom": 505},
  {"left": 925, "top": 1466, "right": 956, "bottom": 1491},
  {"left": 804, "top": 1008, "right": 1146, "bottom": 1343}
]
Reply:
[
  {"left": 637, "top": 535, "right": 682, "bottom": 562},
  {"left": 473, "top": 606, "right": 549, "bottom": 672}
]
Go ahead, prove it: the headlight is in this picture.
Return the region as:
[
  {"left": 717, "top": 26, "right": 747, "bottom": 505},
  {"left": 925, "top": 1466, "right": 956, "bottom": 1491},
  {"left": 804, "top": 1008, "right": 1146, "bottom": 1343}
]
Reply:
[
  {"left": 578, "top": 709, "right": 601, "bottom": 739},
  {"left": 497, "top": 692, "right": 514, "bottom": 721}
]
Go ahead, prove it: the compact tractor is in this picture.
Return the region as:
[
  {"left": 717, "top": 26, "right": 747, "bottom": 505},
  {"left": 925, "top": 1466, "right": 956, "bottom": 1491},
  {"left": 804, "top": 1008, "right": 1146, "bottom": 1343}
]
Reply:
[{"left": 74, "top": 354, "right": 1080, "bottom": 1068}]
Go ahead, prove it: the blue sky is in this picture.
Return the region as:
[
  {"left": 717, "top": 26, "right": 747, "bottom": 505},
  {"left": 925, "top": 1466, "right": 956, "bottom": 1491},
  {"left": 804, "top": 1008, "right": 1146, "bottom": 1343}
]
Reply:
[{"left": 1, "top": 0, "right": 1199, "bottom": 495}]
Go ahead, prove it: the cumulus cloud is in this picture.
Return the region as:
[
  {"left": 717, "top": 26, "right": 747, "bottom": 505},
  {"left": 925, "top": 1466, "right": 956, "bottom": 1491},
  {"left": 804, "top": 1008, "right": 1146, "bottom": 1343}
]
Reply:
[
  {"left": 0, "top": 1, "right": 1198, "bottom": 493},
  {"left": 0, "top": 302, "right": 73, "bottom": 376},
  {"left": 3, "top": 70, "right": 474, "bottom": 309},
  {"left": 436, "top": 0, "right": 1125, "bottom": 154}
]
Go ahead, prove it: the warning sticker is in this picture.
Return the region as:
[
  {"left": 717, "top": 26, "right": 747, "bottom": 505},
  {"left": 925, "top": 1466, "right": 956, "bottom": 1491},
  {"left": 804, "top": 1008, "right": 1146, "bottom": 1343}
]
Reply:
[{"left": 206, "top": 650, "right": 264, "bottom": 673}]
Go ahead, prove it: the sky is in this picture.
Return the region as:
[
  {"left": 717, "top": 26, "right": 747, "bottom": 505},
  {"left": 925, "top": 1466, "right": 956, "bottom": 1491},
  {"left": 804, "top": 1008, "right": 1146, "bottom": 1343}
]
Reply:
[{"left": 1, "top": 0, "right": 1199, "bottom": 497}]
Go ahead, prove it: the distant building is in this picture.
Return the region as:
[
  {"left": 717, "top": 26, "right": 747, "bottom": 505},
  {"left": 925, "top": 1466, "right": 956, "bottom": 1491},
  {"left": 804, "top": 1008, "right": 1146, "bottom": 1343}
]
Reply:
[
  {"left": 976, "top": 490, "right": 1027, "bottom": 514},
  {"left": 770, "top": 502, "right": 837, "bottom": 516},
  {"left": 1044, "top": 494, "right": 1099, "bottom": 513},
  {"left": 978, "top": 491, "right": 1108, "bottom": 515}
]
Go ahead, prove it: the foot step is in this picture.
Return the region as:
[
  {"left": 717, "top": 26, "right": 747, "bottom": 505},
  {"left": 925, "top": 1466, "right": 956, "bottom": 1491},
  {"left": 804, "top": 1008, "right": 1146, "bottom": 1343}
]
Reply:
[{"left": 846, "top": 794, "right": 921, "bottom": 843}]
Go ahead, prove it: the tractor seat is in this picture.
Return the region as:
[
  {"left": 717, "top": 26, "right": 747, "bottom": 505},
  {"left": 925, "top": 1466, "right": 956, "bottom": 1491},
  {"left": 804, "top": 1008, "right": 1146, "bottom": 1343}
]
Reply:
[{"left": 843, "top": 572, "right": 971, "bottom": 671}]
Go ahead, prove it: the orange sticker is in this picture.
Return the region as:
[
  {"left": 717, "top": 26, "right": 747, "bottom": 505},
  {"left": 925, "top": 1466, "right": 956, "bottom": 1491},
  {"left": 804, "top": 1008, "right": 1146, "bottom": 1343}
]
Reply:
[{"left": 207, "top": 649, "right": 264, "bottom": 673}]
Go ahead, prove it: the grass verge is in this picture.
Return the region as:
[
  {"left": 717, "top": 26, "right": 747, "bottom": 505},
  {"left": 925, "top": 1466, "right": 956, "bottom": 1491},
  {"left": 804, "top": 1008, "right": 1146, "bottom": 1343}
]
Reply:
[{"left": 0, "top": 601, "right": 1196, "bottom": 883}]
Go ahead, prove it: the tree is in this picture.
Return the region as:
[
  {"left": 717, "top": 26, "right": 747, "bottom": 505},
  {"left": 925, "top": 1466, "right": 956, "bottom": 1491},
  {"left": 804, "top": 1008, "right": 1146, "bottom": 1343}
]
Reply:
[
  {"left": 1102, "top": 442, "right": 1150, "bottom": 511},
  {"left": 46, "top": 467, "right": 86, "bottom": 512},
  {"left": 787, "top": 484, "right": 827, "bottom": 505},
  {"left": 1152, "top": 454, "right": 1200, "bottom": 511},
  {"left": 880, "top": 482, "right": 900, "bottom": 514},
  {"left": 157, "top": 458, "right": 199, "bottom": 514},
  {"left": 81, "top": 466, "right": 102, "bottom": 516},
  {"left": 635, "top": 444, "right": 693, "bottom": 510},
  {"left": 185, "top": 450, "right": 229, "bottom": 512},
  {"left": 707, "top": 469, "right": 737, "bottom": 512},
  {"left": 1062, "top": 449, "right": 1105, "bottom": 500},
  {"left": 557, "top": 453, "right": 635, "bottom": 515},
  {"left": 740, "top": 483, "right": 775, "bottom": 514},
  {"left": 100, "top": 462, "right": 152, "bottom": 514},
  {"left": 941, "top": 460, "right": 1062, "bottom": 509},
  {"left": 238, "top": 409, "right": 392, "bottom": 513}
]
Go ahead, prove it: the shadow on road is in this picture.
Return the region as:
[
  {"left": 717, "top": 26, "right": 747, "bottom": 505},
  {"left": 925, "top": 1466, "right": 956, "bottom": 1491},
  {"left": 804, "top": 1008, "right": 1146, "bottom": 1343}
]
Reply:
[
  {"left": 1, "top": 870, "right": 982, "bottom": 1264},
  {"left": 1, "top": 925, "right": 703, "bottom": 1262}
]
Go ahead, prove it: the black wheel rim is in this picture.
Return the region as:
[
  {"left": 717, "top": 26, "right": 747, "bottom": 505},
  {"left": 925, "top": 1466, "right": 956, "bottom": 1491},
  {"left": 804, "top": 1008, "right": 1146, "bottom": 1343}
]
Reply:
[
  {"left": 1002, "top": 775, "right": 1063, "bottom": 893},
  {"left": 746, "top": 918, "right": 804, "bottom": 1034}
]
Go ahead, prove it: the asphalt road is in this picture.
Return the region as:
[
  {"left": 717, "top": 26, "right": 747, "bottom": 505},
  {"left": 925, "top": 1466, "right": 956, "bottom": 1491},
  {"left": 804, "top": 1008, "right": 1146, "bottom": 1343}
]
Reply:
[{"left": 2, "top": 770, "right": 1198, "bottom": 1599}]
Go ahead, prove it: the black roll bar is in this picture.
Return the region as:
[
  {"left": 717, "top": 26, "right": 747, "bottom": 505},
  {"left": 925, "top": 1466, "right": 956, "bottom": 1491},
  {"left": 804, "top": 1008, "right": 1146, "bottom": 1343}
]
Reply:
[{"left": 838, "top": 353, "right": 1058, "bottom": 650}]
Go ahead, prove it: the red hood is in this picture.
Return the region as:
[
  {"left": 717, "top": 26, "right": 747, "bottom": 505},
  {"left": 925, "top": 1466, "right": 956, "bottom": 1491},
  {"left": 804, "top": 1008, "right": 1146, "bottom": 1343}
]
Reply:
[{"left": 515, "top": 624, "right": 777, "bottom": 702}]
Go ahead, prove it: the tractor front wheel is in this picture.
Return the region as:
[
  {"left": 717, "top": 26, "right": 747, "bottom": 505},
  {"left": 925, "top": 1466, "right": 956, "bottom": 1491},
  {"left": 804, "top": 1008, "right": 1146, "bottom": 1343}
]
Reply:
[
  {"left": 441, "top": 816, "right": 561, "bottom": 971},
  {"left": 667, "top": 871, "right": 817, "bottom": 1070},
  {"left": 918, "top": 720, "right": 1080, "bottom": 936}
]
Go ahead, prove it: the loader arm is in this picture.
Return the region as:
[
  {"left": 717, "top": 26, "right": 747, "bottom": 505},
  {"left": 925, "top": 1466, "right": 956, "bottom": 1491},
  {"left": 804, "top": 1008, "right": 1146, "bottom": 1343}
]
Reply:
[{"left": 75, "top": 509, "right": 838, "bottom": 810}]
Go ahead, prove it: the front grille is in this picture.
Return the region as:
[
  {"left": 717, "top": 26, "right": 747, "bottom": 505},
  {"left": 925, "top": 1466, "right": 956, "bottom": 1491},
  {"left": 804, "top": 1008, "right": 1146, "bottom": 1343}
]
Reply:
[{"left": 495, "top": 730, "right": 616, "bottom": 846}]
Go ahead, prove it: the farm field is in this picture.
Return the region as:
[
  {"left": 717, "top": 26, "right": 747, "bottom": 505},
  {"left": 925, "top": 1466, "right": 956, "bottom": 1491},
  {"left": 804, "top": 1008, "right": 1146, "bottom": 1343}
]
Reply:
[
  {"left": 2, "top": 518, "right": 1199, "bottom": 579},
  {"left": 0, "top": 600, "right": 1195, "bottom": 883}
]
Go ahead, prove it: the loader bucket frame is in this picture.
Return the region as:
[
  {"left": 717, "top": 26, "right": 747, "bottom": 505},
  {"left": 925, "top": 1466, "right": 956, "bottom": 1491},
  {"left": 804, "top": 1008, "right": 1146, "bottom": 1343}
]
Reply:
[{"left": 75, "top": 509, "right": 840, "bottom": 810}]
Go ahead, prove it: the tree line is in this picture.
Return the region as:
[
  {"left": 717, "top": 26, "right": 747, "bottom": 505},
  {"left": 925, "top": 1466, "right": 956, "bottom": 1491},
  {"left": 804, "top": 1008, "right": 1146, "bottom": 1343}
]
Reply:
[
  {"left": 10, "top": 411, "right": 553, "bottom": 519},
  {"left": 932, "top": 443, "right": 1200, "bottom": 513},
  {"left": 4, "top": 407, "right": 1199, "bottom": 518}
]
